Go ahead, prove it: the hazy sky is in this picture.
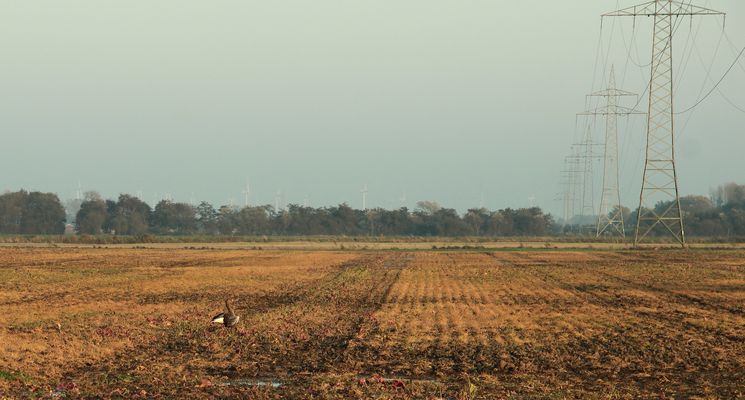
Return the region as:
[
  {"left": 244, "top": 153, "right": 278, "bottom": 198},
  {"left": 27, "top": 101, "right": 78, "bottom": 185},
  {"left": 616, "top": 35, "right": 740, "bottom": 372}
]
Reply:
[{"left": 1, "top": 1, "right": 744, "bottom": 215}]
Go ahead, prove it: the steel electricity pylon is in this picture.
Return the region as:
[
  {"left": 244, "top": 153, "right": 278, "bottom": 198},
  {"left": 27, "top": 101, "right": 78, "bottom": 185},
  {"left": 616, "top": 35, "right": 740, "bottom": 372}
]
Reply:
[
  {"left": 570, "top": 125, "right": 603, "bottom": 232},
  {"left": 579, "top": 67, "right": 645, "bottom": 239},
  {"left": 603, "top": 0, "right": 725, "bottom": 246},
  {"left": 560, "top": 154, "right": 583, "bottom": 227}
]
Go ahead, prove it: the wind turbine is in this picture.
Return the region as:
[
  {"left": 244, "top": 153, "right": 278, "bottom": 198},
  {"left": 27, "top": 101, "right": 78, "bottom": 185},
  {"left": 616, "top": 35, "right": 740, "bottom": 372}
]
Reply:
[
  {"left": 361, "top": 184, "right": 368, "bottom": 210},
  {"left": 242, "top": 180, "right": 251, "bottom": 207},
  {"left": 399, "top": 190, "right": 407, "bottom": 208},
  {"left": 528, "top": 195, "right": 537, "bottom": 207},
  {"left": 75, "top": 181, "right": 82, "bottom": 201}
]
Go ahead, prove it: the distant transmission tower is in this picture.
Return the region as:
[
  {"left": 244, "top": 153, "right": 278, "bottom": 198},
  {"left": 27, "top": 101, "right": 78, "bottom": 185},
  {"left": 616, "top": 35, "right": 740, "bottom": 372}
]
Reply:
[
  {"left": 573, "top": 126, "right": 603, "bottom": 228},
  {"left": 561, "top": 153, "right": 584, "bottom": 226},
  {"left": 580, "top": 67, "right": 644, "bottom": 238},
  {"left": 604, "top": 0, "right": 725, "bottom": 246},
  {"left": 557, "top": 176, "right": 571, "bottom": 227}
]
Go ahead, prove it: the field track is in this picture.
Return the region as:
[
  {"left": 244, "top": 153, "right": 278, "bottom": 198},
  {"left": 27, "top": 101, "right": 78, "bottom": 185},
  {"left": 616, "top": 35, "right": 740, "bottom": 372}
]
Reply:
[{"left": 1, "top": 248, "right": 744, "bottom": 399}]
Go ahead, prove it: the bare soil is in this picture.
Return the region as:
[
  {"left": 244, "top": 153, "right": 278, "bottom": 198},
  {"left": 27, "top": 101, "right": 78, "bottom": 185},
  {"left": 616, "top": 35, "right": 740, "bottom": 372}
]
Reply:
[{"left": 1, "top": 248, "right": 743, "bottom": 399}]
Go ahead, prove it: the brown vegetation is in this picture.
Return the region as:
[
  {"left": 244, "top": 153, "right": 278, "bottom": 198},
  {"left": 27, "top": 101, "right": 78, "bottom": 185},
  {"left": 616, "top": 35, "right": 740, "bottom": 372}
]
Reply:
[{"left": 1, "top": 248, "right": 743, "bottom": 398}]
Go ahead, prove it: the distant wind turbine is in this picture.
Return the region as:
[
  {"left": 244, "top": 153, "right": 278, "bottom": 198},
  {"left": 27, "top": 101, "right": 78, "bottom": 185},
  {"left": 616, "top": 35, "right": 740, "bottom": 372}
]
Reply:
[
  {"left": 242, "top": 180, "right": 251, "bottom": 207},
  {"left": 361, "top": 184, "right": 368, "bottom": 210},
  {"left": 274, "top": 190, "right": 281, "bottom": 211}
]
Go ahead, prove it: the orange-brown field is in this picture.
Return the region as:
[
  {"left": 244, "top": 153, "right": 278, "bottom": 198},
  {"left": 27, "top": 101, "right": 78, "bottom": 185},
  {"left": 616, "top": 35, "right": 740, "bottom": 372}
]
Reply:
[{"left": 0, "top": 248, "right": 744, "bottom": 399}]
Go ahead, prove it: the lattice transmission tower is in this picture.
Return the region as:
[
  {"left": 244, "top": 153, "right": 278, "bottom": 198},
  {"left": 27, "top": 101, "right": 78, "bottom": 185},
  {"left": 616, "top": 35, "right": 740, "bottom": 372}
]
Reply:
[
  {"left": 566, "top": 126, "right": 602, "bottom": 233},
  {"left": 560, "top": 154, "right": 584, "bottom": 227},
  {"left": 603, "top": 1, "right": 725, "bottom": 246},
  {"left": 580, "top": 67, "right": 645, "bottom": 239}
]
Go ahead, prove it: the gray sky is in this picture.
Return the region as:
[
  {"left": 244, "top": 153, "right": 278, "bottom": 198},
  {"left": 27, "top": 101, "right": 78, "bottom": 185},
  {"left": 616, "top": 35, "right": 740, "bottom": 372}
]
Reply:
[{"left": 1, "top": 1, "right": 743, "bottom": 215}]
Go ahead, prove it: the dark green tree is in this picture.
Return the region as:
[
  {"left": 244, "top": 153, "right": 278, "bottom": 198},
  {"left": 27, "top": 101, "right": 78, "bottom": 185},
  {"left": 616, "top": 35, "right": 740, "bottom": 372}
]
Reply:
[
  {"left": 20, "top": 192, "right": 66, "bottom": 234},
  {"left": 330, "top": 204, "right": 361, "bottom": 235},
  {"left": 76, "top": 194, "right": 108, "bottom": 234},
  {"left": 196, "top": 201, "right": 219, "bottom": 234},
  {"left": 106, "top": 194, "right": 151, "bottom": 235},
  {"left": 152, "top": 200, "right": 197, "bottom": 234},
  {"left": 375, "top": 208, "right": 414, "bottom": 236},
  {"left": 0, "top": 191, "right": 26, "bottom": 234},
  {"left": 464, "top": 208, "right": 489, "bottom": 236},
  {"left": 216, "top": 206, "right": 237, "bottom": 235},
  {"left": 233, "top": 206, "right": 272, "bottom": 235}
]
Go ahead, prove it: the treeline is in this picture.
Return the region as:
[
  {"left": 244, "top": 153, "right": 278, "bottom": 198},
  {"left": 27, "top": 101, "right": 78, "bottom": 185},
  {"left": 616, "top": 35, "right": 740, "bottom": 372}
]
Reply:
[
  {"left": 0, "top": 191, "right": 553, "bottom": 236},
  {"left": 80, "top": 196, "right": 554, "bottom": 236},
  {"left": 0, "top": 191, "right": 67, "bottom": 234},
  {"left": 563, "top": 183, "right": 745, "bottom": 237},
  {"left": 2, "top": 183, "right": 745, "bottom": 237}
]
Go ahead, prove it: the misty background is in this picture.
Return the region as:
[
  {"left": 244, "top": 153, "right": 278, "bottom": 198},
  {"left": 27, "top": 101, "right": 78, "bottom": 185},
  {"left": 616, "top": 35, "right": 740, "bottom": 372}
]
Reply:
[{"left": 1, "top": 0, "right": 743, "bottom": 216}]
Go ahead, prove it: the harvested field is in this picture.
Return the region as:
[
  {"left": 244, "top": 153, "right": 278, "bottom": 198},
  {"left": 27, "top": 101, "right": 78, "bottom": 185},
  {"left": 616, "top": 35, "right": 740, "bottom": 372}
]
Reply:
[{"left": 1, "top": 248, "right": 744, "bottom": 399}]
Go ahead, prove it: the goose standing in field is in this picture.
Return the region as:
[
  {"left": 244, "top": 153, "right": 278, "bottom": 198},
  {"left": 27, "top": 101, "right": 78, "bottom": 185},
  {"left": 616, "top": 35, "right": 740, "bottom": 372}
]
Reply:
[{"left": 211, "top": 299, "right": 240, "bottom": 327}]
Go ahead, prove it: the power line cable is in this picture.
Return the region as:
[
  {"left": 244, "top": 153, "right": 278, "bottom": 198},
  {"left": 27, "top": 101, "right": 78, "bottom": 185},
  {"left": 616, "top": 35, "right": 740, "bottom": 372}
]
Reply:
[
  {"left": 674, "top": 15, "right": 705, "bottom": 89},
  {"left": 723, "top": 30, "right": 745, "bottom": 75},
  {"left": 700, "top": 4, "right": 745, "bottom": 113},
  {"left": 588, "top": 21, "right": 606, "bottom": 110},
  {"left": 676, "top": 42, "right": 745, "bottom": 114},
  {"left": 677, "top": 26, "right": 726, "bottom": 138},
  {"left": 617, "top": 10, "right": 647, "bottom": 88},
  {"left": 621, "top": 10, "right": 702, "bottom": 114},
  {"left": 600, "top": 1, "right": 621, "bottom": 90},
  {"left": 715, "top": 89, "right": 745, "bottom": 113}
]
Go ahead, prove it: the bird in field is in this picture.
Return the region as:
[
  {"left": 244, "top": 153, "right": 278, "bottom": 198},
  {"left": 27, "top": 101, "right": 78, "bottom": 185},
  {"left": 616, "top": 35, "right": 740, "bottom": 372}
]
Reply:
[{"left": 211, "top": 299, "right": 240, "bottom": 327}]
